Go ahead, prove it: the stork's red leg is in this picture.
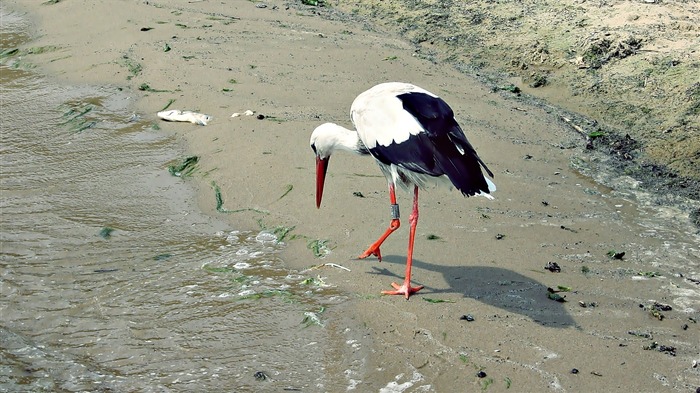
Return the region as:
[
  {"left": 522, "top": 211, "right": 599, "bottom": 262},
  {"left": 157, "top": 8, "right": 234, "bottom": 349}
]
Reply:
[
  {"left": 358, "top": 183, "right": 400, "bottom": 262},
  {"left": 382, "top": 186, "right": 424, "bottom": 299}
]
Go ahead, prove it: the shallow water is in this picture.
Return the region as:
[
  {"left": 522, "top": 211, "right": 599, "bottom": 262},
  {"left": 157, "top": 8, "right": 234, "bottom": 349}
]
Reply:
[{"left": 0, "top": 8, "right": 346, "bottom": 392}]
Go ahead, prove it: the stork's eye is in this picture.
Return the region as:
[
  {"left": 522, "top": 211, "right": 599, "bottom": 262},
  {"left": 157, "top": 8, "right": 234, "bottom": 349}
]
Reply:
[{"left": 311, "top": 143, "right": 318, "bottom": 154}]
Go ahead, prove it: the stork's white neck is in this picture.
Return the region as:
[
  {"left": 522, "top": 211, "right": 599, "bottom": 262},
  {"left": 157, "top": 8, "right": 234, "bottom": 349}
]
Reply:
[
  {"left": 311, "top": 123, "right": 364, "bottom": 157},
  {"left": 331, "top": 125, "right": 361, "bottom": 153}
]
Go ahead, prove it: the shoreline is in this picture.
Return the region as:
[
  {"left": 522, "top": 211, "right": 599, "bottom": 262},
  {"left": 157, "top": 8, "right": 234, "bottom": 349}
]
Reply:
[{"left": 5, "top": 1, "right": 699, "bottom": 391}]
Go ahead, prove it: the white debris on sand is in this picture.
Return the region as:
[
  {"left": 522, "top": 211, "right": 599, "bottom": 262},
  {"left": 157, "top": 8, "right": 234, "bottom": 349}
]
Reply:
[
  {"left": 231, "top": 109, "right": 255, "bottom": 117},
  {"left": 157, "top": 110, "right": 211, "bottom": 125}
]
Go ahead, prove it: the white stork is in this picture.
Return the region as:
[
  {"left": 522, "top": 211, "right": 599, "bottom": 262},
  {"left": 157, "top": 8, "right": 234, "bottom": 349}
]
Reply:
[{"left": 310, "top": 82, "right": 495, "bottom": 299}]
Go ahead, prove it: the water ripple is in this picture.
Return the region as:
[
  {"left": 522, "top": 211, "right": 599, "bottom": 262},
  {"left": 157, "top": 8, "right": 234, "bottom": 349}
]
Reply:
[{"left": 1, "top": 12, "right": 345, "bottom": 392}]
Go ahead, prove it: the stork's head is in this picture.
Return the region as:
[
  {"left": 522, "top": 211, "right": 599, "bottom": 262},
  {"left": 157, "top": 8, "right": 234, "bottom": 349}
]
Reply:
[
  {"left": 311, "top": 123, "right": 362, "bottom": 208},
  {"left": 310, "top": 123, "right": 338, "bottom": 209}
]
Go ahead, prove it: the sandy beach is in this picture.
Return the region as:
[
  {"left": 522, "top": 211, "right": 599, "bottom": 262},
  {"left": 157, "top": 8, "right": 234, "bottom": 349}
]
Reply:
[{"left": 4, "top": 0, "right": 699, "bottom": 391}]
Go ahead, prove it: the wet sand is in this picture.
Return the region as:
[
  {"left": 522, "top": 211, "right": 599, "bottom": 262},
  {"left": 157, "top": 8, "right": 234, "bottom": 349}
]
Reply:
[{"left": 5, "top": 0, "right": 699, "bottom": 391}]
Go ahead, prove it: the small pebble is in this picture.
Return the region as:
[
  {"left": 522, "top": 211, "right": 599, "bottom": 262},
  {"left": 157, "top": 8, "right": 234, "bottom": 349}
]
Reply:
[
  {"left": 460, "top": 314, "right": 475, "bottom": 322},
  {"left": 611, "top": 251, "right": 625, "bottom": 259},
  {"left": 254, "top": 371, "right": 267, "bottom": 381},
  {"left": 476, "top": 371, "right": 487, "bottom": 378},
  {"left": 544, "top": 261, "right": 561, "bottom": 272},
  {"left": 571, "top": 368, "right": 579, "bottom": 374},
  {"left": 579, "top": 301, "right": 598, "bottom": 308},
  {"left": 653, "top": 302, "right": 672, "bottom": 311}
]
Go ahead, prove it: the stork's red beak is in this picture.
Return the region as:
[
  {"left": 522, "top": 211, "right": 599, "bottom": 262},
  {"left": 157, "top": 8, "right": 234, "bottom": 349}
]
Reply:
[{"left": 316, "top": 156, "right": 329, "bottom": 208}]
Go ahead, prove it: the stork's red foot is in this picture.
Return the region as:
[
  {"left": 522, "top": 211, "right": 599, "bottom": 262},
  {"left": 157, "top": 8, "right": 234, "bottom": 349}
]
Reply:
[
  {"left": 358, "top": 218, "right": 400, "bottom": 262},
  {"left": 358, "top": 245, "right": 382, "bottom": 262},
  {"left": 381, "top": 280, "right": 424, "bottom": 300}
]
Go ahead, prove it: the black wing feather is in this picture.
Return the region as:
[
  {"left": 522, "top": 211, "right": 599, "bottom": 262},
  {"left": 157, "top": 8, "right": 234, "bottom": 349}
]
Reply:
[{"left": 369, "top": 91, "right": 493, "bottom": 196}]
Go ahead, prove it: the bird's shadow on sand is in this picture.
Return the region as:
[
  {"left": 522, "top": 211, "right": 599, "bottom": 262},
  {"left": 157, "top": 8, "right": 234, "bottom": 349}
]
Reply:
[{"left": 368, "top": 255, "right": 577, "bottom": 328}]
